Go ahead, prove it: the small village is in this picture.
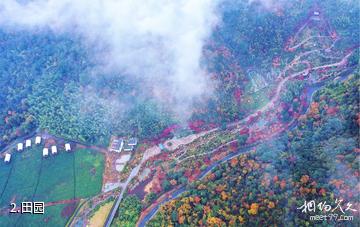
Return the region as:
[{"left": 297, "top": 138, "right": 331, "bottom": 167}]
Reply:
[
  {"left": 2, "top": 135, "right": 72, "bottom": 164},
  {"left": 2, "top": 135, "right": 138, "bottom": 166}
]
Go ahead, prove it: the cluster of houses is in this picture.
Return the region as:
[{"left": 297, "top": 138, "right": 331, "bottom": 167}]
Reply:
[
  {"left": 3, "top": 136, "right": 72, "bottom": 164},
  {"left": 3, "top": 135, "right": 139, "bottom": 164},
  {"left": 110, "top": 137, "right": 138, "bottom": 153}
]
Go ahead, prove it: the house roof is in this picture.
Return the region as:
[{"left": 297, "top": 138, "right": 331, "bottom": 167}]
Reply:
[
  {"left": 25, "top": 139, "right": 31, "bottom": 147},
  {"left": 128, "top": 138, "right": 138, "bottom": 146},
  {"left": 111, "top": 139, "right": 124, "bottom": 152},
  {"left": 65, "top": 143, "right": 71, "bottom": 151},
  {"left": 51, "top": 146, "right": 57, "bottom": 153},
  {"left": 35, "top": 136, "right": 41, "bottom": 144},
  {"left": 4, "top": 153, "right": 11, "bottom": 162},
  {"left": 43, "top": 148, "right": 49, "bottom": 156},
  {"left": 17, "top": 143, "right": 23, "bottom": 150}
]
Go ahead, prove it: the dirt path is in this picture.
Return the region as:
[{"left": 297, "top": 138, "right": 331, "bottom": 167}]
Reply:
[
  {"left": 44, "top": 198, "right": 80, "bottom": 207},
  {"left": 289, "top": 35, "right": 330, "bottom": 50}
]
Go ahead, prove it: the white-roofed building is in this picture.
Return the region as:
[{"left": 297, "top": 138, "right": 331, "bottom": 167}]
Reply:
[
  {"left": 4, "top": 153, "right": 11, "bottom": 163},
  {"left": 35, "top": 136, "right": 42, "bottom": 145},
  {"left": 43, "top": 148, "right": 49, "bottom": 157},
  {"left": 17, "top": 143, "right": 23, "bottom": 151},
  {"left": 110, "top": 139, "right": 124, "bottom": 153},
  {"left": 51, "top": 146, "right": 57, "bottom": 155},
  {"left": 128, "top": 138, "right": 138, "bottom": 146},
  {"left": 65, "top": 143, "right": 71, "bottom": 152},
  {"left": 25, "top": 139, "right": 31, "bottom": 148}
]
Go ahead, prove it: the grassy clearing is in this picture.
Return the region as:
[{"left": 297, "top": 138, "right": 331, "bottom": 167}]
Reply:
[
  {"left": 0, "top": 147, "right": 104, "bottom": 226},
  {"left": 88, "top": 201, "right": 114, "bottom": 227},
  {"left": 241, "top": 86, "right": 273, "bottom": 111},
  {"left": 74, "top": 149, "right": 104, "bottom": 198}
]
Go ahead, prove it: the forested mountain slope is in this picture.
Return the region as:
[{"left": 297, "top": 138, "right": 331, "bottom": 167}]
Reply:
[{"left": 148, "top": 73, "right": 359, "bottom": 226}]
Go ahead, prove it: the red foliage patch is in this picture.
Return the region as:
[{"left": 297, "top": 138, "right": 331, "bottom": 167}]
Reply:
[
  {"left": 188, "top": 120, "right": 205, "bottom": 133},
  {"left": 247, "top": 115, "right": 259, "bottom": 125},
  {"left": 326, "top": 106, "right": 338, "bottom": 115},
  {"left": 240, "top": 127, "right": 249, "bottom": 135},
  {"left": 160, "top": 124, "right": 180, "bottom": 139}
]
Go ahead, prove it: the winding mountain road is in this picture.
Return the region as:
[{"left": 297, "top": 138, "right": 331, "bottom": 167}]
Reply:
[
  {"left": 134, "top": 35, "right": 357, "bottom": 226},
  {"left": 136, "top": 67, "right": 355, "bottom": 227}
]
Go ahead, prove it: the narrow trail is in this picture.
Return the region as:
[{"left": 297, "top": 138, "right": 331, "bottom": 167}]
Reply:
[
  {"left": 44, "top": 198, "right": 80, "bottom": 207},
  {"left": 289, "top": 35, "right": 330, "bottom": 49}
]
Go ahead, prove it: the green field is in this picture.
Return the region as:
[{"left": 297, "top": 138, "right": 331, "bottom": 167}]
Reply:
[
  {"left": 0, "top": 147, "right": 104, "bottom": 226},
  {"left": 0, "top": 204, "right": 69, "bottom": 227}
]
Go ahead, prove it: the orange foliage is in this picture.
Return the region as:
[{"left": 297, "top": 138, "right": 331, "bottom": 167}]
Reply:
[
  {"left": 248, "top": 203, "right": 259, "bottom": 215},
  {"left": 221, "top": 191, "right": 228, "bottom": 201},
  {"left": 238, "top": 216, "right": 245, "bottom": 224},
  {"left": 207, "top": 173, "right": 216, "bottom": 181},
  {"left": 309, "top": 102, "right": 320, "bottom": 117},
  {"left": 268, "top": 201, "right": 275, "bottom": 209},
  {"left": 206, "top": 217, "right": 224, "bottom": 226},
  {"left": 215, "top": 185, "right": 226, "bottom": 193}
]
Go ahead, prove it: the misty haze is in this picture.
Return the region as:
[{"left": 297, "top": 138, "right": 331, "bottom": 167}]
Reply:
[{"left": 0, "top": 0, "right": 359, "bottom": 226}]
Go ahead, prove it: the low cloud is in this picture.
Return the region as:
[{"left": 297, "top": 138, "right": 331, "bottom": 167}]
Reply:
[{"left": 0, "top": 0, "right": 221, "bottom": 119}]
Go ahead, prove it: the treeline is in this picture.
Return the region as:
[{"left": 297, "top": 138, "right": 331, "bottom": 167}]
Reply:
[
  {"left": 111, "top": 195, "right": 142, "bottom": 227},
  {"left": 0, "top": 30, "right": 174, "bottom": 148}
]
